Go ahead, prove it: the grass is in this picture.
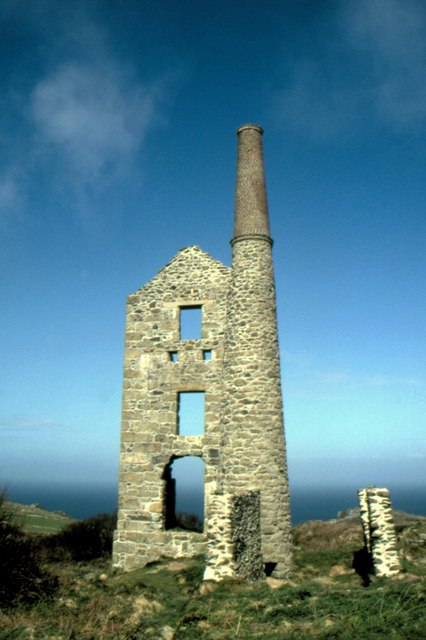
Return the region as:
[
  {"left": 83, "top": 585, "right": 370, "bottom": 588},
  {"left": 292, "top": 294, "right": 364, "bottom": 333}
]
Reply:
[
  {"left": 7, "top": 502, "right": 75, "bottom": 535},
  {"left": 0, "top": 512, "right": 425, "bottom": 639},
  {"left": 1, "top": 557, "right": 425, "bottom": 639}
]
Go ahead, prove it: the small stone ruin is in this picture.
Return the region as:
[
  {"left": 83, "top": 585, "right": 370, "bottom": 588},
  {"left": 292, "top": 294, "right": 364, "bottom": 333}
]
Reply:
[{"left": 358, "top": 487, "right": 401, "bottom": 577}]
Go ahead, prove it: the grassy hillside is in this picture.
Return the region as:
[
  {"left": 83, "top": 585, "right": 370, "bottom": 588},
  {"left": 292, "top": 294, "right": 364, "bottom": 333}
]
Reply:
[
  {"left": 0, "top": 507, "right": 425, "bottom": 639},
  {"left": 7, "top": 501, "right": 75, "bottom": 535}
]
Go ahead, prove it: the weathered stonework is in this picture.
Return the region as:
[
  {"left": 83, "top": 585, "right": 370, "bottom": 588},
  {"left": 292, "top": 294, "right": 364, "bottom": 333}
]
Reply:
[
  {"left": 203, "top": 494, "right": 235, "bottom": 581},
  {"left": 358, "top": 487, "right": 401, "bottom": 577},
  {"left": 220, "top": 125, "right": 292, "bottom": 578},
  {"left": 113, "top": 246, "right": 230, "bottom": 569},
  {"left": 203, "top": 491, "right": 263, "bottom": 582},
  {"left": 232, "top": 492, "right": 263, "bottom": 581},
  {"left": 113, "top": 125, "right": 292, "bottom": 579}
]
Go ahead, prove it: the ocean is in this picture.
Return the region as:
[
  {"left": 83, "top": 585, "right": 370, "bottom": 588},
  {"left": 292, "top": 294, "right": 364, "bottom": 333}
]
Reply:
[{"left": 6, "top": 483, "right": 425, "bottom": 525}]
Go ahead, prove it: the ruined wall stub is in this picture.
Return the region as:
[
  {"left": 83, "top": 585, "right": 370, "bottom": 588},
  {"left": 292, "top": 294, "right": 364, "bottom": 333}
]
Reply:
[
  {"left": 113, "top": 125, "right": 292, "bottom": 579},
  {"left": 231, "top": 491, "right": 264, "bottom": 581},
  {"left": 204, "top": 490, "right": 263, "bottom": 581},
  {"left": 358, "top": 487, "right": 401, "bottom": 577}
]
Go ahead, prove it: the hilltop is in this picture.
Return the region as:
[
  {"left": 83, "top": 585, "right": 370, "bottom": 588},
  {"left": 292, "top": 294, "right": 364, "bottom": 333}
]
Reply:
[{"left": 7, "top": 501, "right": 75, "bottom": 535}]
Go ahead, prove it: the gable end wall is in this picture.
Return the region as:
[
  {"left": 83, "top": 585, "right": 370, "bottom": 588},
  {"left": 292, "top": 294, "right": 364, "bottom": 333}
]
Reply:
[{"left": 113, "top": 246, "right": 230, "bottom": 568}]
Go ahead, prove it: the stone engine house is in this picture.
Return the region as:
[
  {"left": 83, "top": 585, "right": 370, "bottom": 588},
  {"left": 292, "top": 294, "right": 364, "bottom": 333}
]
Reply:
[{"left": 113, "top": 125, "right": 292, "bottom": 580}]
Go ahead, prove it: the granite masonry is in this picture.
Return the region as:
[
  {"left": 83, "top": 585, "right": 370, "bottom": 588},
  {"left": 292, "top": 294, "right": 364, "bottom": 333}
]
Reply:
[
  {"left": 113, "top": 125, "right": 292, "bottom": 580},
  {"left": 358, "top": 487, "right": 401, "bottom": 577}
]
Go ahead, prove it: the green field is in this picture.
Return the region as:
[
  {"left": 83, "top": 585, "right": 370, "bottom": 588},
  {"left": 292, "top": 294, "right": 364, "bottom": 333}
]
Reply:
[{"left": 7, "top": 501, "right": 75, "bottom": 535}]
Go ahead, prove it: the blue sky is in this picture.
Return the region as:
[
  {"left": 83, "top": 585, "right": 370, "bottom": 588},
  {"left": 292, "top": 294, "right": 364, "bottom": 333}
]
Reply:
[{"left": 1, "top": 0, "right": 425, "bottom": 500}]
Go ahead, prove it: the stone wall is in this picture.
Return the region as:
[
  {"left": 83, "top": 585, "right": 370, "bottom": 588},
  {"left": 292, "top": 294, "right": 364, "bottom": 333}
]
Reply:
[
  {"left": 232, "top": 491, "right": 263, "bottom": 581},
  {"left": 113, "top": 246, "right": 230, "bottom": 569},
  {"left": 220, "top": 238, "right": 292, "bottom": 578},
  {"left": 219, "top": 125, "right": 292, "bottom": 579},
  {"left": 203, "top": 491, "right": 263, "bottom": 582},
  {"left": 203, "top": 494, "right": 235, "bottom": 581},
  {"left": 358, "top": 487, "right": 401, "bottom": 577}
]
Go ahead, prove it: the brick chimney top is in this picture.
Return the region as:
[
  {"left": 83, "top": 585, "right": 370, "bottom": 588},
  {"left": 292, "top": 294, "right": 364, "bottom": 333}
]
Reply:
[
  {"left": 237, "top": 124, "right": 264, "bottom": 135},
  {"left": 233, "top": 124, "right": 271, "bottom": 244}
]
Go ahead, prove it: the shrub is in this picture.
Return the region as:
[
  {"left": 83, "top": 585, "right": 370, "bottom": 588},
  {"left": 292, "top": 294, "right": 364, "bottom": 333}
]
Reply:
[
  {"left": 0, "top": 493, "right": 57, "bottom": 607},
  {"left": 175, "top": 511, "right": 203, "bottom": 533},
  {"left": 45, "top": 512, "right": 117, "bottom": 562}
]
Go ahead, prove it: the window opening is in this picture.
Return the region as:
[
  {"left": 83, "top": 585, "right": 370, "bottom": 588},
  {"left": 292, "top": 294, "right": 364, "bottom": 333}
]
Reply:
[
  {"left": 202, "top": 350, "right": 212, "bottom": 361},
  {"left": 169, "top": 351, "right": 178, "bottom": 362},
  {"left": 177, "top": 391, "right": 205, "bottom": 436},
  {"left": 163, "top": 456, "right": 204, "bottom": 532},
  {"left": 264, "top": 562, "right": 277, "bottom": 577},
  {"left": 179, "top": 306, "right": 202, "bottom": 340}
]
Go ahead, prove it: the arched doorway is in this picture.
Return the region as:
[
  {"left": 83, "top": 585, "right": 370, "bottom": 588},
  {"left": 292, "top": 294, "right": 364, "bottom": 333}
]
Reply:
[{"left": 163, "top": 456, "right": 204, "bottom": 532}]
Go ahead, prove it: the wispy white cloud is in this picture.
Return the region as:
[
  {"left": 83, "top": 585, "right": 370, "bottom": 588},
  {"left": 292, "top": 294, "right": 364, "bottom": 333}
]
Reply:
[
  {"left": 0, "top": 4, "right": 178, "bottom": 223},
  {"left": 0, "top": 171, "right": 23, "bottom": 221},
  {"left": 30, "top": 60, "right": 163, "bottom": 185},
  {"left": 272, "top": 60, "right": 367, "bottom": 141},
  {"left": 311, "top": 370, "right": 424, "bottom": 388},
  {"left": 406, "top": 452, "right": 426, "bottom": 460},
  {"left": 282, "top": 350, "right": 424, "bottom": 390},
  {"left": 342, "top": 0, "right": 426, "bottom": 128},
  {"left": 0, "top": 416, "right": 63, "bottom": 430},
  {"left": 272, "top": 0, "right": 426, "bottom": 138}
]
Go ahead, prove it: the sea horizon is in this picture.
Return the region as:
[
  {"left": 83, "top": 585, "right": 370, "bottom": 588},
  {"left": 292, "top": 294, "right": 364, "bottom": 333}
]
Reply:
[{"left": 4, "top": 482, "right": 425, "bottom": 525}]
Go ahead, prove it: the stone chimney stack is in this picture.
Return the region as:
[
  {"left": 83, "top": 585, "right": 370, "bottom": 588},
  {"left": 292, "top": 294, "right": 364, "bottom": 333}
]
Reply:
[{"left": 220, "top": 125, "right": 292, "bottom": 579}]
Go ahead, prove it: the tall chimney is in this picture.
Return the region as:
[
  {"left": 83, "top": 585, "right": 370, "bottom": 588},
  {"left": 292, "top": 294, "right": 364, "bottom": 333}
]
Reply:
[
  {"left": 233, "top": 124, "right": 271, "bottom": 241},
  {"left": 220, "top": 124, "right": 292, "bottom": 579}
]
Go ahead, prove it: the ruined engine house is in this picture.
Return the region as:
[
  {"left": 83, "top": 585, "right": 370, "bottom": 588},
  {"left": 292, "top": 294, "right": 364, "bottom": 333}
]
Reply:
[{"left": 113, "top": 125, "right": 292, "bottom": 580}]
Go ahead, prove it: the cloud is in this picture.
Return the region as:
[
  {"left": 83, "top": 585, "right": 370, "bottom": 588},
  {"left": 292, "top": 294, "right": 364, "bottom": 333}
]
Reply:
[
  {"left": 312, "top": 369, "right": 423, "bottom": 388},
  {"left": 30, "top": 60, "right": 163, "bottom": 185},
  {"left": 342, "top": 0, "right": 426, "bottom": 128},
  {"left": 272, "top": 0, "right": 426, "bottom": 138},
  {"left": 407, "top": 452, "right": 426, "bottom": 460},
  {"left": 0, "top": 4, "right": 178, "bottom": 224},
  {"left": 0, "top": 416, "right": 63, "bottom": 431},
  {"left": 283, "top": 351, "right": 424, "bottom": 390},
  {"left": 0, "top": 171, "right": 23, "bottom": 221},
  {"left": 272, "top": 60, "right": 366, "bottom": 141}
]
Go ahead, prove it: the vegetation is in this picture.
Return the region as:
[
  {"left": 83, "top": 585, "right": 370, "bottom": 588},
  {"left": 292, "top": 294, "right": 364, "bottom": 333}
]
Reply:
[
  {"left": 8, "top": 501, "right": 75, "bottom": 535},
  {"left": 0, "top": 500, "right": 425, "bottom": 639},
  {"left": 0, "top": 494, "right": 57, "bottom": 608},
  {"left": 175, "top": 511, "right": 203, "bottom": 533},
  {"left": 40, "top": 512, "right": 117, "bottom": 562},
  {"left": 0, "top": 495, "right": 116, "bottom": 608}
]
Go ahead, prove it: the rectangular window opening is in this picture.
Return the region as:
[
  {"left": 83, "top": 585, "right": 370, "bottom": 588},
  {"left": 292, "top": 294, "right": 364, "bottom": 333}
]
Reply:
[
  {"left": 169, "top": 351, "right": 178, "bottom": 362},
  {"left": 179, "top": 306, "right": 202, "bottom": 340},
  {"left": 177, "top": 391, "right": 205, "bottom": 436},
  {"left": 203, "top": 350, "right": 212, "bottom": 361}
]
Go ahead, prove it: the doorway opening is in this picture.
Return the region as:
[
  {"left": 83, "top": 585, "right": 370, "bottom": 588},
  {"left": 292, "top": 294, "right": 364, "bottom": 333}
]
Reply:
[{"left": 163, "top": 456, "right": 204, "bottom": 532}]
